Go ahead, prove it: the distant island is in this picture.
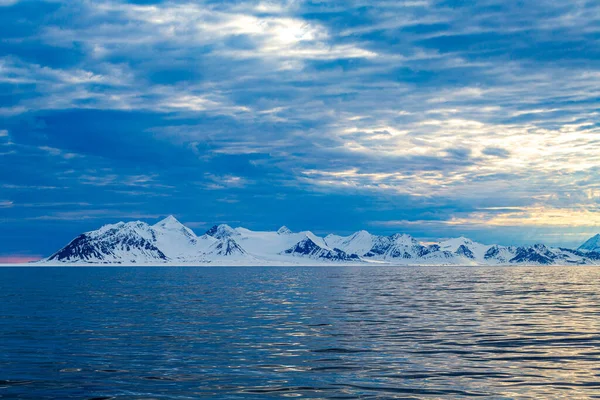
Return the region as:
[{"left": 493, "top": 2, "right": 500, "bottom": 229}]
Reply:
[{"left": 34, "top": 216, "right": 600, "bottom": 266}]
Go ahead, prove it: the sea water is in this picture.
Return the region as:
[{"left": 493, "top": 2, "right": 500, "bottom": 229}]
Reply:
[{"left": 1, "top": 265, "right": 600, "bottom": 399}]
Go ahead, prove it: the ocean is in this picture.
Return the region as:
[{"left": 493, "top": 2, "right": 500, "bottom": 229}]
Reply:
[{"left": 1, "top": 265, "right": 599, "bottom": 399}]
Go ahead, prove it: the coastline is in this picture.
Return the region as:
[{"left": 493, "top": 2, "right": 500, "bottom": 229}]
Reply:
[{"left": 2, "top": 262, "right": 599, "bottom": 267}]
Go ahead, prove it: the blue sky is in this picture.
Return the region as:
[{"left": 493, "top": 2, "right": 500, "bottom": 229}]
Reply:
[{"left": 1, "top": 0, "right": 600, "bottom": 259}]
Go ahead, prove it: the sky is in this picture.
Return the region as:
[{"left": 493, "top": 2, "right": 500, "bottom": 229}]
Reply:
[{"left": 1, "top": 0, "right": 600, "bottom": 260}]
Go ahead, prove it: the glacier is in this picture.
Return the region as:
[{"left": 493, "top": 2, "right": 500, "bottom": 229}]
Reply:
[{"left": 39, "top": 216, "right": 600, "bottom": 266}]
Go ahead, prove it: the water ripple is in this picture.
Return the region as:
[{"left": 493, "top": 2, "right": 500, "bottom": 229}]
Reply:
[{"left": 1, "top": 265, "right": 600, "bottom": 399}]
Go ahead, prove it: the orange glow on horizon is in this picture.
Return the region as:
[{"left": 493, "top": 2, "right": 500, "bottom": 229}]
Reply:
[{"left": 0, "top": 256, "right": 41, "bottom": 264}]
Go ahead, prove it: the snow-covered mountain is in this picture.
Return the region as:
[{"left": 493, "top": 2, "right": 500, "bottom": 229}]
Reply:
[
  {"left": 205, "top": 224, "right": 241, "bottom": 240},
  {"left": 40, "top": 217, "right": 600, "bottom": 266},
  {"left": 46, "top": 220, "right": 169, "bottom": 264},
  {"left": 283, "top": 232, "right": 359, "bottom": 261},
  {"left": 578, "top": 234, "right": 600, "bottom": 253}
]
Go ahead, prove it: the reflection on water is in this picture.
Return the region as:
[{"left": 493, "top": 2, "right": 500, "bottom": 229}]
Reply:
[{"left": 1, "top": 266, "right": 600, "bottom": 399}]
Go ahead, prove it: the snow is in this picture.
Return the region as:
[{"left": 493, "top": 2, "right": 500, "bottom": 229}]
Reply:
[
  {"left": 439, "top": 237, "right": 490, "bottom": 261},
  {"left": 277, "top": 226, "right": 292, "bottom": 235},
  {"left": 578, "top": 234, "right": 600, "bottom": 253},
  {"left": 329, "top": 230, "right": 374, "bottom": 255},
  {"left": 324, "top": 234, "right": 344, "bottom": 248},
  {"left": 151, "top": 216, "right": 203, "bottom": 261},
  {"left": 38, "top": 218, "right": 600, "bottom": 266},
  {"left": 154, "top": 215, "right": 195, "bottom": 238},
  {"left": 47, "top": 220, "right": 167, "bottom": 264},
  {"left": 230, "top": 228, "right": 324, "bottom": 261}
]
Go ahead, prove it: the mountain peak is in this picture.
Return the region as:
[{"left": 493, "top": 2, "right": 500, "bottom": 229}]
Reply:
[
  {"left": 277, "top": 226, "right": 292, "bottom": 235},
  {"left": 205, "top": 224, "right": 240, "bottom": 239},
  {"left": 154, "top": 215, "right": 181, "bottom": 227},
  {"left": 208, "top": 237, "right": 246, "bottom": 256},
  {"left": 283, "top": 235, "right": 359, "bottom": 261},
  {"left": 578, "top": 233, "right": 600, "bottom": 253},
  {"left": 162, "top": 215, "right": 178, "bottom": 222},
  {"left": 351, "top": 230, "right": 371, "bottom": 238},
  {"left": 205, "top": 225, "right": 219, "bottom": 236},
  {"left": 122, "top": 220, "right": 151, "bottom": 231},
  {"left": 40, "top": 217, "right": 600, "bottom": 266},
  {"left": 391, "top": 233, "right": 414, "bottom": 240},
  {"left": 153, "top": 215, "right": 197, "bottom": 243},
  {"left": 456, "top": 236, "right": 472, "bottom": 243}
]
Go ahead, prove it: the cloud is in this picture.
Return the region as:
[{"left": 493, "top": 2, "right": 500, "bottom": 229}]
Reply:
[
  {"left": 482, "top": 146, "right": 510, "bottom": 158},
  {"left": 77, "top": 173, "right": 174, "bottom": 189},
  {"left": 0, "top": 57, "right": 250, "bottom": 116},
  {"left": 38, "top": 145, "right": 81, "bottom": 159},
  {"left": 26, "top": 210, "right": 164, "bottom": 221},
  {"left": 453, "top": 206, "right": 600, "bottom": 228},
  {"left": 1, "top": 0, "right": 600, "bottom": 254},
  {"left": 0, "top": 200, "right": 14, "bottom": 208},
  {"left": 202, "top": 174, "right": 252, "bottom": 190},
  {"left": 372, "top": 205, "right": 600, "bottom": 229}
]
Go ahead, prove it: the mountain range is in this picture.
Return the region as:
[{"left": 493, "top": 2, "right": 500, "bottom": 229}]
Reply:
[{"left": 39, "top": 216, "right": 600, "bottom": 266}]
